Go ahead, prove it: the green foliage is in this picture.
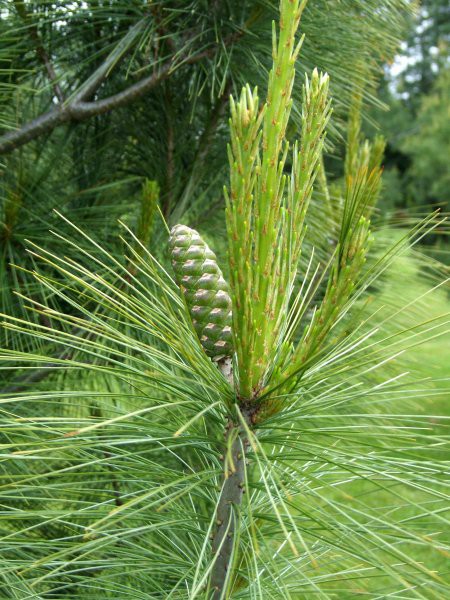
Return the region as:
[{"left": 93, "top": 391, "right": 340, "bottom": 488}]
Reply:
[
  {"left": 401, "top": 68, "right": 450, "bottom": 206},
  {"left": 396, "top": 0, "right": 449, "bottom": 104},
  {"left": 225, "top": 0, "right": 332, "bottom": 398},
  {"left": 0, "top": 1, "right": 448, "bottom": 599}
]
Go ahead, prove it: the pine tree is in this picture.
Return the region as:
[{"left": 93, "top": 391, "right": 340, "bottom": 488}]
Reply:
[
  {"left": 0, "top": 0, "right": 413, "bottom": 394},
  {"left": 0, "top": 1, "right": 448, "bottom": 599}
]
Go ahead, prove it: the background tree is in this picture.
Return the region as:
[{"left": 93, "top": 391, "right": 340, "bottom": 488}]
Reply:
[
  {"left": 366, "top": 0, "right": 449, "bottom": 215},
  {"left": 401, "top": 67, "right": 450, "bottom": 207},
  {"left": 397, "top": 0, "right": 449, "bottom": 107}
]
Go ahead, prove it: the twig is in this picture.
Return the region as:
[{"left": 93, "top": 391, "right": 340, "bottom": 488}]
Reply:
[
  {"left": 0, "top": 318, "right": 97, "bottom": 396},
  {"left": 0, "top": 25, "right": 238, "bottom": 155},
  {"left": 170, "top": 80, "right": 231, "bottom": 223},
  {"left": 13, "top": 0, "right": 65, "bottom": 103},
  {"left": 162, "top": 83, "right": 176, "bottom": 218},
  {"left": 149, "top": 3, "right": 178, "bottom": 57},
  {"left": 0, "top": 351, "right": 73, "bottom": 396},
  {"left": 210, "top": 406, "right": 254, "bottom": 599}
]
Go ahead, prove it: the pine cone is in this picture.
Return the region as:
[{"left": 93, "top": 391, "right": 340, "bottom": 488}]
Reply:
[{"left": 169, "top": 224, "right": 233, "bottom": 359}]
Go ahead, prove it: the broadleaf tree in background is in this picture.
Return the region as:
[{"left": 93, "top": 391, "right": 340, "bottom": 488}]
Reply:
[
  {"left": 401, "top": 67, "right": 450, "bottom": 208},
  {"left": 396, "top": 0, "right": 449, "bottom": 105},
  {"left": 365, "top": 0, "right": 450, "bottom": 215},
  {"left": 1, "top": 0, "right": 449, "bottom": 598}
]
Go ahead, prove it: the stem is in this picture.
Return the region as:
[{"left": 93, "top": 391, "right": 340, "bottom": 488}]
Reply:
[
  {"left": 13, "top": 0, "right": 65, "bottom": 103},
  {"left": 0, "top": 30, "right": 242, "bottom": 155},
  {"left": 169, "top": 81, "right": 231, "bottom": 223},
  {"left": 162, "top": 83, "right": 175, "bottom": 218},
  {"left": 210, "top": 409, "right": 252, "bottom": 599}
]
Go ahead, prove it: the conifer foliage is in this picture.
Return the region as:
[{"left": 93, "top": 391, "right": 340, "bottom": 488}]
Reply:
[{"left": 0, "top": 1, "right": 448, "bottom": 599}]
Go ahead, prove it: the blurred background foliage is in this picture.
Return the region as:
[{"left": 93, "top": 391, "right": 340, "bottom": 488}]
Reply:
[{"left": 365, "top": 0, "right": 449, "bottom": 220}]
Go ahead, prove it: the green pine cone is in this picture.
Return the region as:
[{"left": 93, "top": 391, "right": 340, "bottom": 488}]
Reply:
[{"left": 169, "top": 224, "right": 233, "bottom": 359}]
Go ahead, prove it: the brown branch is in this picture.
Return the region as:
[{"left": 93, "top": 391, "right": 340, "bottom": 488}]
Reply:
[
  {"left": 0, "top": 335, "right": 94, "bottom": 396},
  {"left": 0, "top": 359, "right": 68, "bottom": 396},
  {"left": 148, "top": 5, "right": 179, "bottom": 218},
  {"left": 68, "top": 61, "right": 175, "bottom": 119},
  {"left": 161, "top": 82, "right": 176, "bottom": 218},
  {"left": 0, "top": 18, "right": 147, "bottom": 154},
  {"left": 70, "top": 19, "right": 148, "bottom": 105},
  {"left": 0, "top": 108, "right": 67, "bottom": 154},
  {"left": 13, "top": 0, "right": 65, "bottom": 103},
  {"left": 165, "top": 115, "right": 175, "bottom": 218},
  {"left": 68, "top": 46, "right": 219, "bottom": 117},
  {"left": 210, "top": 406, "right": 254, "bottom": 599},
  {"left": 0, "top": 21, "right": 231, "bottom": 156}
]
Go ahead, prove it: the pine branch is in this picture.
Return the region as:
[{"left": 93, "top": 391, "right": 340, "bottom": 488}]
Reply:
[
  {"left": 0, "top": 23, "right": 241, "bottom": 155},
  {"left": 265, "top": 99, "right": 385, "bottom": 404},
  {"left": 210, "top": 408, "right": 254, "bottom": 599},
  {"left": 162, "top": 84, "right": 176, "bottom": 218},
  {"left": 67, "top": 62, "right": 175, "bottom": 119},
  {"left": 225, "top": 0, "right": 331, "bottom": 399},
  {"left": 13, "top": 0, "right": 65, "bottom": 103},
  {"left": 70, "top": 19, "right": 148, "bottom": 105}
]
